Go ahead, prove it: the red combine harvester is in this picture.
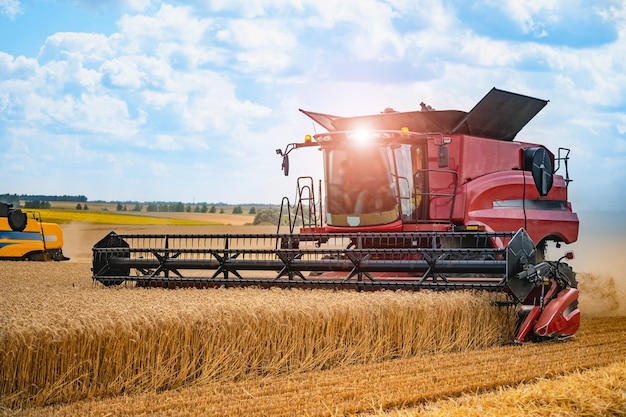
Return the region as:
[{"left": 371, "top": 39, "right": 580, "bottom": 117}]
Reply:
[{"left": 92, "top": 88, "right": 580, "bottom": 343}]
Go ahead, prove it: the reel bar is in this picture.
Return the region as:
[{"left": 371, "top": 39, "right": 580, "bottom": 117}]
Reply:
[
  {"left": 93, "top": 230, "right": 535, "bottom": 298},
  {"left": 93, "top": 231, "right": 516, "bottom": 249},
  {"left": 131, "top": 277, "right": 506, "bottom": 292},
  {"left": 97, "top": 252, "right": 506, "bottom": 275}
]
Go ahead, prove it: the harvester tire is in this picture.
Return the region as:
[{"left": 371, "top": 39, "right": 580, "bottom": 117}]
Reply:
[
  {"left": 551, "top": 261, "right": 578, "bottom": 310},
  {"left": 553, "top": 262, "right": 577, "bottom": 288}
]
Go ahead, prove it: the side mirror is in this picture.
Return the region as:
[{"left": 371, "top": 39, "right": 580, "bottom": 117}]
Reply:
[
  {"left": 281, "top": 154, "right": 290, "bottom": 176},
  {"left": 523, "top": 147, "right": 554, "bottom": 197}
]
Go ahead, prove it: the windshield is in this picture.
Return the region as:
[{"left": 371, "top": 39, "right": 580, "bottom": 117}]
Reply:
[{"left": 325, "top": 146, "right": 399, "bottom": 227}]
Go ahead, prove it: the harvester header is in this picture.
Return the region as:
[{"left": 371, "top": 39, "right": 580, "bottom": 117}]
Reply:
[{"left": 93, "top": 88, "right": 580, "bottom": 343}]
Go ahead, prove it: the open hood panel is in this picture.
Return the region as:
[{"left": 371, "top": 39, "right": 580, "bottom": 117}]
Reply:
[
  {"left": 451, "top": 88, "right": 548, "bottom": 141},
  {"left": 300, "top": 88, "right": 548, "bottom": 141}
]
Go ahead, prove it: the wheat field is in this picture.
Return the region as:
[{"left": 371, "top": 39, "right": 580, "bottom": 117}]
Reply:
[
  {"left": 0, "top": 261, "right": 518, "bottom": 409},
  {"left": 1, "top": 221, "right": 625, "bottom": 416}
]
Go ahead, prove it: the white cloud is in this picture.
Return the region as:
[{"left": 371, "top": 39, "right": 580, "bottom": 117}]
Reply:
[
  {"left": 304, "top": 1, "right": 406, "bottom": 61},
  {"left": 39, "top": 32, "right": 114, "bottom": 63},
  {"left": 455, "top": 32, "right": 523, "bottom": 67},
  {"left": 123, "top": 0, "right": 154, "bottom": 12},
  {"left": 0, "top": 51, "right": 37, "bottom": 73},
  {"left": 202, "top": 0, "right": 307, "bottom": 18},
  {"left": 117, "top": 4, "right": 212, "bottom": 46},
  {"left": 501, "top": 0, "right": 559, "bottom": 35},
  {"left": 101, "top": 56, "right": 145, "bottom": 89},
  {"left": 543, "top": 38, "right": 626, "bottom": 109},
  {"left": 618, "top": 114, "right": 626, "bottom": 135},
  {"left": 0, "top": 0, "right": 22, "bottom": 19},
  {"left": 216, "top": 18, "right": 296, "bottom": 49},
  {"left": 149, "top": 161, "right": 171, "bottom": 177},
  {"left": 216, "top": 18, "right": 298, "bottom": 72}
]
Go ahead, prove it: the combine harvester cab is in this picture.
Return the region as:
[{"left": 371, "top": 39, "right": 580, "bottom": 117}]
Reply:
[
  {"left": 92, "top": 88, "right": 580, "bottom": 343},
  {"left": 0, "top": 202, "right": 69, "bottom": 261}
]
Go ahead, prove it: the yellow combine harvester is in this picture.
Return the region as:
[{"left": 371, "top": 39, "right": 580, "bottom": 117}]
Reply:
[{"left": 0, "top": 202, "right": 69, "bottom": 261}]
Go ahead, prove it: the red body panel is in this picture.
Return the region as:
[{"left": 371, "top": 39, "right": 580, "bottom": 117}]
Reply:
[
  {"left": 515, "top": 306, "right": 542, "bottom": 343},
  {"left": 534, "top": 288, "right": 581, "bottom": 338},
  {"left": 423, "top": 134, "right": 578, "bottom": 245}
]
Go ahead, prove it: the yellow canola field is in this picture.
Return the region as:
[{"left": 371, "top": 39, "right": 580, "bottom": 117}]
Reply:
[{"left": 33, "top": 209, "right": 216, "bottom": 225}]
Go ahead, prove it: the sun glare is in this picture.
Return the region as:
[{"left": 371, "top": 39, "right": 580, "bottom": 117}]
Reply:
[{"left": 347, "top": 129, "right": 374, "bottom": 145}]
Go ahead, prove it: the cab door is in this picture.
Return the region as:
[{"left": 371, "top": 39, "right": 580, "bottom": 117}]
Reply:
[{"left": 393, "top": 143, "right": 427, "bottom": 222}]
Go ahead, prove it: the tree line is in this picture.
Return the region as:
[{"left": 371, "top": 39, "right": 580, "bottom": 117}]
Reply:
[
  {"left": 0, "top": 193, "right": 87, "bottom": 203},
  {"left": 115, "top": 202, "right": 258, "bottom": 215}
]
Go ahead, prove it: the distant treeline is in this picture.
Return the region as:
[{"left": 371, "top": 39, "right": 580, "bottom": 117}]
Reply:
[
  {"left": 94, "top": 200, "right": 277, "bottom": 207},
  {"left": 115, "top": 202, "right": 257, "bottom": 215},
  {"left": 0, "top": 194, "right": 88, "bottom": 206}
]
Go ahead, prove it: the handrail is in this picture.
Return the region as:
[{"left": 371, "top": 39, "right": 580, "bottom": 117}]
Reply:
[
  {"left": 556, "top": 147, "right": 572, "bottom": 187},
  {"left": 276, "top": 196, "right": 294, "bottom": 236}
]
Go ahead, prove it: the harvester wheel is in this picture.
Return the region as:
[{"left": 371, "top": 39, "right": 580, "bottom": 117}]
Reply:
[
  {"left": 553, "top": 262, "right": 577, "bottom": 288},
  {"left": 551, "top": 261, "right": 578, "bottom": 310}
]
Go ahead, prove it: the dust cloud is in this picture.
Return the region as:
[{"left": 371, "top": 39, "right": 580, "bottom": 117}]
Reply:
[
  {"left": 561, "top": 211, "right": 626, "bottom": 317},
  {"left": 60, "top": 222, "right": 101, "bottom": 262}
]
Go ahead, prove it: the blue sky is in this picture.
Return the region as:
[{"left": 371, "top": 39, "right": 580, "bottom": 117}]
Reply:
[{"left": 0, "top": 0, "right": 625, "bottom": 210}]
